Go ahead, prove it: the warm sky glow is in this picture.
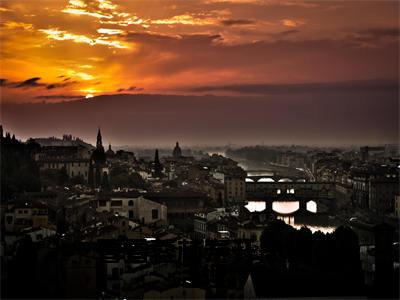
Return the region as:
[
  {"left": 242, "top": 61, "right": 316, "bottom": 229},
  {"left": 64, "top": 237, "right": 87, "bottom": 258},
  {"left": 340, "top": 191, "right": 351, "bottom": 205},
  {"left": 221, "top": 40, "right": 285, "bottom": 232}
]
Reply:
[
  {"left": 0, "top": 0, "right": 398, "bottom": 103},
  {"left": 0, "top": 0, "right": 398, "bottom": 146}
]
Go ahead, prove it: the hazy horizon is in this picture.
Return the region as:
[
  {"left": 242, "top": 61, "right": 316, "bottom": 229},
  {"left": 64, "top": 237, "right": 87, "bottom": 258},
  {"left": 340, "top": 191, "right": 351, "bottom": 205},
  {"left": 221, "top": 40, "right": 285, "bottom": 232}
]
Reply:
[{"left": 2, "top": 91, "right": 398, "bottom": 147}]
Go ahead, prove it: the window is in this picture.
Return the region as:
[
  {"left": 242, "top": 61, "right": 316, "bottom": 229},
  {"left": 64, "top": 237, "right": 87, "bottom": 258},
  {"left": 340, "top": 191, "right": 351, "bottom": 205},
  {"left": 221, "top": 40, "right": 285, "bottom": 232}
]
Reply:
[
  {"left": 128, "top": 200, "right": 134, "bottom": 206},
  {"left": 111, "top": 200, "right": 122, "bottom": 207},
  {"left": 277, "top": 189, "right": 281, "bottom": 194},
  {"left": 129, "top": 210, "right": 134, "bottom": 219},
  {"left": 99, "top": 200, "right": 107, "bottom": 207},
  {"left": 71, "top": 171, "right": 74, "bottom": 177},
  {"left": 152, "top": 209, "right": 159, "bottom": 219},
  {"left": 111, "top": 267, "right": 119, "bottom": 279}
]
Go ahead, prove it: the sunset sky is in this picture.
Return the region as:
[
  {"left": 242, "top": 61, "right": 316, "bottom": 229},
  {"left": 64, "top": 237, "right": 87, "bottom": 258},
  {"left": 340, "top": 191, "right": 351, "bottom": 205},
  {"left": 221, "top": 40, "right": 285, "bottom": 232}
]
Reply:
[
  {"left": 0, "top": 0, "right": 398, "bottom": 146},
  {"left": 0, "top": 0, "right": 398, "bottom": 101}
]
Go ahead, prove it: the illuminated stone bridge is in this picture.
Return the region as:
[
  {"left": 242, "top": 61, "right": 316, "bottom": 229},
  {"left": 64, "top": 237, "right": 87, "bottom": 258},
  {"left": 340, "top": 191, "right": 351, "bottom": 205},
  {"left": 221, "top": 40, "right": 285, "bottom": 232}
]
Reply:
[{"left": 245, "top": 181, "right": 336, "bottom": 214}]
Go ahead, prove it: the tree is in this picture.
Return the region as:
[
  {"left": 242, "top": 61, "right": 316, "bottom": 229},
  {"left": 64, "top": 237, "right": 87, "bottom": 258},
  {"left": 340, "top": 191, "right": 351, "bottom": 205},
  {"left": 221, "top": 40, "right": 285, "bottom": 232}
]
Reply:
[
  {"left": 108, "top": 165, "right": 148, "bottom": 189},
  {"left": 260, "top": 219, "right": 295, "bottom": 260},
  {"left": 1, "top": 133, "right": 41, "bottom": 200}
]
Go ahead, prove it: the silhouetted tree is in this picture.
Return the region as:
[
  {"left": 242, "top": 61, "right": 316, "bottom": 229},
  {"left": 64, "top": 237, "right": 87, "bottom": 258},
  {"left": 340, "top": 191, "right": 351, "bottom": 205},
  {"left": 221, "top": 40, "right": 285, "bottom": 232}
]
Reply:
[
  {"left": 108, "top": 165, "right": 148, "bottom": 189},
  {"left": 260, "top": 219, "right": 295, "bottom": 260},
  {"left": 1, "top": 131, "right": 41, "bottom": 200}
]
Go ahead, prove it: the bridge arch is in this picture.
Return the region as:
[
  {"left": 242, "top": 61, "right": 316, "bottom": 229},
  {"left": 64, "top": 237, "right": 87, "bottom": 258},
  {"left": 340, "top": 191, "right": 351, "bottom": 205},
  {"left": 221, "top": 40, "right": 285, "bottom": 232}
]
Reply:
[
  {"left": 272, "top": 201, "right": 299, "bottom": 214},
  {"left": 306, "top": 200, "right": 317, "bottom": 213},
  {"left": 245, "top": 201, "right": 266, "bottom": 212},
  {"left": 258, "top": 177, "right": 275, "bottom": 182},
  {"left": 278, "top": 178, "right": 293, "bottom": 182}
]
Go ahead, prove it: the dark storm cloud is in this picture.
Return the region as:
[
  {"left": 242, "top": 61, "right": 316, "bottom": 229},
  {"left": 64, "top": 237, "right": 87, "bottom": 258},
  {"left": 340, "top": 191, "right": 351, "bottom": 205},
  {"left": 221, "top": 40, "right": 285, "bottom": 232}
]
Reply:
[
  {"left": 220, "top": 19, "right": 255, "bottom": 26},
  {"left": 35, "top": 94, "right": 84, "bottom": 100},
  {"left": 1, "top": 76, "right": 79, "bottom": 90},
  {"left": 116, "top": 28, "right": 398, "bottom": 84},
  {"left": 361, "top": 27, "right": 399, "bottom": 38},
  {"left": 46, "top": 80, "right": 78, "bottom": 90},
  {"left": 279, "top": 29, "right": 300, "bottom": 36},
  {"left": 345, "top": 27, "right": 400, "bottom": 47},
  {"left": 116, "top": 86, "right": 144, "bottom": 92},
  {"left": 189, "top": 79, "right": 398, "bottom": 95},
  {"left": 16, "top": 77, "right": 44, "bottom": 88},
  {"left": 124, "top": 32, "right": 221, "bottom": 45}
]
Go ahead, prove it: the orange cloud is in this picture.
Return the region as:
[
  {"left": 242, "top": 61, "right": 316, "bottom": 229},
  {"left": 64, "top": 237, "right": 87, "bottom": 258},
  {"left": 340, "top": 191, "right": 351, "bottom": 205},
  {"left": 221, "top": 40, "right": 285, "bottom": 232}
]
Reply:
[
  {"left": 151, "top": 14, "right": 217, "bottom": 26},
  {"left": 2, "top": 21, "right": 33, "bottom": 30},
  {"left": 282, "top": 19, "right": 305, "bottom": 27},
  {"left": 39, "top": 28, "right": 130, "bottom": 49},
  {"left": 97, "top": 28, "right": 124, "bottom": 35}
]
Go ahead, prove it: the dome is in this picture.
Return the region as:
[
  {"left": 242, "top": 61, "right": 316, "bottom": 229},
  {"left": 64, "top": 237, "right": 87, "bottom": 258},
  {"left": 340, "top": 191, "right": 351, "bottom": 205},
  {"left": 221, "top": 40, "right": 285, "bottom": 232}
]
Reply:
[
  {"left": 172, "top": 141, "right": 182, "bottom": 158},
  {"left": 106, "top": 143, "right": 115, "bottom": 156}
]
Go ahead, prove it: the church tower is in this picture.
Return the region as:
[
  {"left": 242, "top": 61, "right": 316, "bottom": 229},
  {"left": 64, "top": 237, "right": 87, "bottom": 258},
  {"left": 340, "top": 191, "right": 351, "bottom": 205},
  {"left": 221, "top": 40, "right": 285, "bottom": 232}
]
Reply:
[
  {"left": 89, "top": 127, "right": 107, "bottom": 187},
  {"left": 96, "top": 127, "right": 104, "bottom": 151},
  {"left": 173, "top": 141, "right": 182, "bottom": 158}
]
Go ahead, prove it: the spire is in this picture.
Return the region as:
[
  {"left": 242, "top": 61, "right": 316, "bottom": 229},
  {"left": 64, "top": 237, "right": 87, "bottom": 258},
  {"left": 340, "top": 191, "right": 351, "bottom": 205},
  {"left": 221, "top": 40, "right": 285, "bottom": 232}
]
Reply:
[
  {"left": 109, "top": 143, "right": 112, "bottom": 151},
  {"left": 96, "top": 127, "right": 103, "bottom": 149},
  {"left": 0, "top": 125, "right": 3, "bottom": 139},
  {"left": 154, "top": 149, "right": 162, "bottom": 178}
]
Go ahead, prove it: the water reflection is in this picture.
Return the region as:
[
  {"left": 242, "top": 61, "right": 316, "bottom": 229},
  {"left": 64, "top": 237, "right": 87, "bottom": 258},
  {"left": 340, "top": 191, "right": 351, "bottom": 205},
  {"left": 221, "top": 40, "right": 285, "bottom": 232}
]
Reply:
[
  {"left": 278, "top": 215, "right": 336, "bottom": 234},
  {"left": 245, "top": 201, "right": 336, "bottom": 234}
]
